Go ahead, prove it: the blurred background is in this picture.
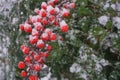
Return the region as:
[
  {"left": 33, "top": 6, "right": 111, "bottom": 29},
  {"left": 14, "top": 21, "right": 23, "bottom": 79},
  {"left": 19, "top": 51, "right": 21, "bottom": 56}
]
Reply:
[{"left": 0, "top": 0, "right": 120, "bottom": 80}]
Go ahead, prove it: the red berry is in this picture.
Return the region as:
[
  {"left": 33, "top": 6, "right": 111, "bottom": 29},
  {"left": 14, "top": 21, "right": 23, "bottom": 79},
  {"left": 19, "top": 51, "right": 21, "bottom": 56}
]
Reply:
[
  {"left": 50, "top": 33, "right": 57, "bottom": 41},
  {"left": 62, "top": 9, "right": 70, "bottom": 17},
  {"left": 30, "top": 16, "right": 38, "bottom": 23},
  {"left": 42, "top": 19, "right": 48, "bottom": 25},
  {"left": 29, "top": 51, "right": 35, "bottom": 57},
  {"left": 69, "top": 3, "right": 76, "bottom": 9},
  {"left": 29, "top": 75, "right": 34, "bottom": 80},
  {"left": 53, "top": 0, "right": 59, "bottom": 4},
  {"left": 36, "top": 40, "right": 45, "bottom": 48},
  {"left": 34, "top": 8, "right": 40, "bottom": 14},
  {"left": 34, "top": 22, "right": 43, "bottom": 31},
  {"left": 36, "top": 15, "right": 42, "bottom": 22},
  {"left": 54, "top": 21, "right": 59, "bottom": 26},
  {"left": 60, "top": 20, "right": 69, "bottom": 32},
  {"left": 48, "top": 1, "right": 54, "bottom": 6},
  {"left": 21, "top": 70, "right": 27, "bottom": 77},
  {"left": 44, "top": 28, "right": 52, "bottom": 35},
  {"left": 63, "top": 12, "right": 69, "bottom": 17},
  {"left": 29, "top": 36, "right": 38, "bottom": 44},
  {"left": 47, "top": 5, "right": 55, "bottom": 15},
  {"left": 21, "top": 45, "right": 26, "bottom": 50},
  {"left": 40, "top": 9, "right": 47, "bottom": 17},
  {"left": 34, "top": 64, "right": 41, "bottom": 71},
  {"left": 41, "top": 2, "right": 47, "bottom": 9},
  {"left": 63, "top": 4, "right": 68, "bottom": 8},
  {"left": 46, "top": 45, "right": 52, "bottom": 51},
  {"left": 34, "top": 55, "right": 40, "bottom": 61},
  {"left": 31, "top": 28, "right": 39, "bottom": 36},
  {"left": 22, "top": 46, "right": 30, "bottom": 54},
  {"left": 39, "top": 52, "right": 45, "bottom": 57},
  {"left": 44, "top": 52, "right": 49, "bottom": 58},
  {"left": 41, "top": 33, "right": 49, "bottom": 41},
  {"left": 18, "top": 61, "right": 25, "bottom": 69},
  {"left": 49, "top": 15, "right": 55, "bottom": 22},
  {"left": 39, "top": 58, "right": 44, "bottom": 63},
  {"left": 24, "top": 23, "right": 32, "bottom": 33},
  {"left": 50, "top": 9, "right": 55, "bottom": 15},
  {"left": 29, "top": 75, "right": 38, "bottom": 80},
  {"left": 24, "top": 56, "right": 31, "bottom": 63},
  {"left": 60, "top": 25, "right": 69, "bottom": 32},
  {"left": 19, "top": 24, "right": 24, "bottom": 31}
]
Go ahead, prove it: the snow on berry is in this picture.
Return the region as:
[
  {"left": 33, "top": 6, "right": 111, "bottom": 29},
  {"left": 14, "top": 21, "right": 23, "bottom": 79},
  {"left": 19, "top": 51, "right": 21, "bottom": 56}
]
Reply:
[
  {"left": 24, "top": 56, "right": 31, "bottom": 63},
  {"left": 21, "top": 46, "right": 30, "bottom": 54},
  {"left": 24, "top": 23, "right": 32, "bottom": 33},
  {"left": 62, "top": 8, "right": 70, "bottom": 17},
  {"left": 34, "top": 23, "right": 43, "bottom": 31},
  {"left": 46, "top": 45, "right": 52, "bottom": 51},
  {"left": 36, "top": 40, "right": 45, "bottom": 48},
  {"left": 34, "top": 64, "right": 41, "bottom": 71},
  {"left": 18, "top": 0, "right": 75, "bottom": 79},
  {"left": 29, "top": 15, "right": 38, "bottom": 23},
  {"left": 41, "top": 2, "right": 47, "bottom": 10},
  {"left": 48, "top": 0, "right": 54, "bottom": 6},
  {"left": 31, "top": 28, "right": 39, "bottom": 36},
  {"left": 47, "top": 5, "right": 55, "bottom": 15},
  {"left": 34, "top": 8, "right": 40, "bottom": 14},
  {"left": 69, "top": 3, "right": 76, "bottom": 9},
  {"left": 41, "top": 33, "right": 49, "bottom": 41},
  {"left": 41, "top": 18, "right": 48, "bottom": 25},
  {"left": 39, "top": 9, "right": 47, "bottom": 17},
  {"left": 29, "top": 35, "right": 38, "bottom": 44},
  {"left": 44, "top": 28, "right": 52, "bottom": 35},
  {"left": 60, "top": 20, "right": 69, "bottom": 32},
  {"left": 55, "top": 6, "right": 60, "bottom": 14},
  {"left": 36, "top": 15, "right": 42, "bottom": 22}
]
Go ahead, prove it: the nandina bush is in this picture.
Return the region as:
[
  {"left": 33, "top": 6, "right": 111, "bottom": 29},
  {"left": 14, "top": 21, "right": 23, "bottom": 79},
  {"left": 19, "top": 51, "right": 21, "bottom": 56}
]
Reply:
[
  {"left": 18, "top": 0, "right": 75, "bottom": 79},
  {"left": 0, "top": 0, "right": 120, "bottom": 80}
]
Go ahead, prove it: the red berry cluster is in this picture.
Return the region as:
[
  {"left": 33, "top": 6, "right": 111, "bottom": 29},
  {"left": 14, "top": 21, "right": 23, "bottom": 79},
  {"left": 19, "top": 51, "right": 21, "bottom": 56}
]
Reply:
[{"left": 18, "top": 0, "right": 75, "bottom": 80}]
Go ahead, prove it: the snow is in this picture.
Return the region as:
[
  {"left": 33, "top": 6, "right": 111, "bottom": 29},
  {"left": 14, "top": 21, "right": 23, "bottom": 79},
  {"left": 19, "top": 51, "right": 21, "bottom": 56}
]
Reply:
[
  {"left": 47, "top": 5, "right": 54, "bottom": 12},
  {"left": 116, "top": 2, "right": 120, "bottom": 11},
  {"left": 55, "top": 6, "right": 60, "bottom": 14},
  {"left": 41, "top": 71, "right": 52, "bottom": 80},
  {"left": 99, "top": 59, "right": 109, "bottom": 66},
  {"left": 98, "top": 15, "right": 109, "bottom": 26},
  {"left": 70, "top": 63, "right": 81, "bottom": 73},
  {"left": 81, "top": 73, "right": 87, "bottom": 80},
  {"left": 111, "top": 4, "right": 116, "bottom": 10},
  {"left": 60, "top": 20, "right": 67, "bottom": 27},
  {"left": 0, "top": 0, "right": 22, "bottom": 16},
  {"left": 113, "top": 17, "right": 120, "bottom": 29},
  {"left": 12, "top": 17, "right": 19, "bottom": 24},
  {"left": 0, "top": 36, "right": 10, "bottom": 80},
  {"left": 103, "top": 2, "right": 110, "bottom": 10}
]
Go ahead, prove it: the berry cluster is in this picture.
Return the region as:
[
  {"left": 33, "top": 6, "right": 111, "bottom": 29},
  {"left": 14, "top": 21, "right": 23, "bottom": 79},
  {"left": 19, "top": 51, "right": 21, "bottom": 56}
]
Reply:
[{"left": 18, "top": 0, "right": 75, "bottom": 80}]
